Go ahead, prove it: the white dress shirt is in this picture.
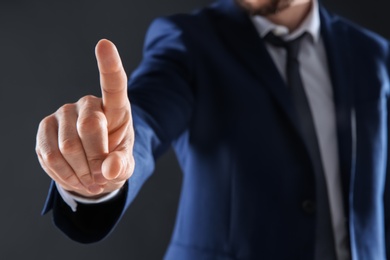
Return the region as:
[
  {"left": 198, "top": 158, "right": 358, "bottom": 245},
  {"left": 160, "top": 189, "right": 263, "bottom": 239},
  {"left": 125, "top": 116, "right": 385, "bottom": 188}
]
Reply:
[
  {"left": 55, "top": 182, "right": 121, "bottom": 211},
  {"left": 58, "top": 1, "right": 349, "bottom": 258}
]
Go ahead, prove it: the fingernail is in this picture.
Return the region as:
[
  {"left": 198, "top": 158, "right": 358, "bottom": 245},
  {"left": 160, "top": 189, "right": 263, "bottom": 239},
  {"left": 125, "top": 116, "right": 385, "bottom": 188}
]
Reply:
[
  {"left": 88, "top": 184, "right": 103, "bottom": 194},
  {"left": 93, "top": 174, "right": 108, "bottom": 185}
]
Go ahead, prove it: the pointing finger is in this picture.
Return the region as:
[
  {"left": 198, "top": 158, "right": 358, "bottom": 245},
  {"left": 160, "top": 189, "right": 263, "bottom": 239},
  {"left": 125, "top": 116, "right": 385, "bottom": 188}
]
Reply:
[{"left": 95, "top": 39, "right": 129, "bottom": 115}]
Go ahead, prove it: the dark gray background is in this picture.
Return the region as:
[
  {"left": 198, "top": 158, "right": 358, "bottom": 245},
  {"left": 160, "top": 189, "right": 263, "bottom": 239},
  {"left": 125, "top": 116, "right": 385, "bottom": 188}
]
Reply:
[{"left": 0, "top": 0, "right": 389, "bottom": 259}]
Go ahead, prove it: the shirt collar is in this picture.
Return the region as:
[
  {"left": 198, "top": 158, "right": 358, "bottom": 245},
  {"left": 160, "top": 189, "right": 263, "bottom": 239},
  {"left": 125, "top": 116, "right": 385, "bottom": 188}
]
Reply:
[{"left": 250, "top": 0, "right": 320, "bottom": 42}]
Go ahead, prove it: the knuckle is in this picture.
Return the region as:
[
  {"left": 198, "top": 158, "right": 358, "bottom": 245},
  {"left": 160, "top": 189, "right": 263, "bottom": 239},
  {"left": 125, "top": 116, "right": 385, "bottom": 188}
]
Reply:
[
  {"left": 79, "top": 95, "right": 99, "bottom": 106},
  {"left": 59, "top": 138, "right": 81, "bottom": 155},
  {"left": 57, "top": 103, "right": 76, "bottom": 115},
  {"left": 38, "top": 115, "right": 55, "bottom": 130},
  {"left": 77, "top": 112, "right": 106, "bottom": 133},
  {"left": 41, "top": 150, "right": 61, "bottom": 167}
]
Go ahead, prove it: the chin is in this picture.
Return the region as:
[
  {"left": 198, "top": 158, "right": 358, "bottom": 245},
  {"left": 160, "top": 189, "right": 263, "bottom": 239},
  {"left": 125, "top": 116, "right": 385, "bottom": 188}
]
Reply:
[{"left": 236, "top": 0, "right": 293, "bottom": 16}]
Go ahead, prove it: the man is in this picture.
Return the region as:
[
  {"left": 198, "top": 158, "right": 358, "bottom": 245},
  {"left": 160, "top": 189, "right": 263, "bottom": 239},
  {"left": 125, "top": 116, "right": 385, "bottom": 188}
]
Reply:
[{"left": 36, "top": 0, "right": 390, "bottom": 259}]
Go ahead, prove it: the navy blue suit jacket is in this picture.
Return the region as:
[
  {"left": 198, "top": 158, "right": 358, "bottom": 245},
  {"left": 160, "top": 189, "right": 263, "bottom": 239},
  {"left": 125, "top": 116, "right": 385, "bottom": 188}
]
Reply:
[{"left": 43, "top": 0, "right": 390, "bottom": 259}]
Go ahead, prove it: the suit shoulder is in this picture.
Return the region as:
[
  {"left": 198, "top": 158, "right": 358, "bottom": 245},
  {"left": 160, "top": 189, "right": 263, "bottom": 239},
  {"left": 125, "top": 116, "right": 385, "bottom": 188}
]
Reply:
[
  {"left": 144, "top": 6, "right": 220, "bottom": 54},
  {"left": 325, "top": 10, "right": 390, "bottom": 53},
  {"left": 146, "top": 4, "right": 220, "bottom": 38}
]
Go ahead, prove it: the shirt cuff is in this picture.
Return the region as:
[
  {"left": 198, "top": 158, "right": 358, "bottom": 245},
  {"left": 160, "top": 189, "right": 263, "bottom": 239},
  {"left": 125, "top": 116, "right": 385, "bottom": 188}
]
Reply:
[{"left": 55, "top": 182, "right": 122, "bottom": 212}]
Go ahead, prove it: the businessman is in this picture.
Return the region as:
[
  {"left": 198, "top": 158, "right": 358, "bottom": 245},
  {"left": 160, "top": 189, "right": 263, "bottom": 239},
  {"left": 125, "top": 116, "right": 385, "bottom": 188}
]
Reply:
[{"left": 36, "top": 0, "right": 390, "bottom": 259}]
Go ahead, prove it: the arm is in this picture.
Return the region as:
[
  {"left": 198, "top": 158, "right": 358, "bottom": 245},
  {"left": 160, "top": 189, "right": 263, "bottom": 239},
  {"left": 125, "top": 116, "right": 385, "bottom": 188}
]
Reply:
[{"left": 38, "top": 17, "right": 194, "bottom": 243}]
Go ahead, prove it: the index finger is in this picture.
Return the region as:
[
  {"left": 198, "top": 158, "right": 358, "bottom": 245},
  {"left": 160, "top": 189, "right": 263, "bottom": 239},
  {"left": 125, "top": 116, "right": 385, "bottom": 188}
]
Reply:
[{"left": 95, "top": 39, "right": 129, "bottom": 112}]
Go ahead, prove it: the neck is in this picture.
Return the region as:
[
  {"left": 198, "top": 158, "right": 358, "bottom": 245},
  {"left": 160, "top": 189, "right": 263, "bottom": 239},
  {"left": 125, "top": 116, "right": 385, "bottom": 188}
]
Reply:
[{"left": 266, "top": 0, "right": 312, "bottom": 32}]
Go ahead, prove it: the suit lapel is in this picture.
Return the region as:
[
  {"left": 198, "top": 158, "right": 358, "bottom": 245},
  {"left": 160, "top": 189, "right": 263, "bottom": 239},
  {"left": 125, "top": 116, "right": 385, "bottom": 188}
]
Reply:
[
  {"left": 213, "top": 1, "right": 355, "bottom": 205},
  {"left": 320, "top": 7, "right": 355, "bottom": 211},
  {"left": 212, "top": 0, "right": 302, "bottom": 134}
]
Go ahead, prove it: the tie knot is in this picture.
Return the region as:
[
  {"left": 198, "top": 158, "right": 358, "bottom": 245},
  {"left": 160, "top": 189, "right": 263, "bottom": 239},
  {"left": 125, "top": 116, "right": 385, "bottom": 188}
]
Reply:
[{"left": 264, "top": 32, "right": 307, "bottom": 59}]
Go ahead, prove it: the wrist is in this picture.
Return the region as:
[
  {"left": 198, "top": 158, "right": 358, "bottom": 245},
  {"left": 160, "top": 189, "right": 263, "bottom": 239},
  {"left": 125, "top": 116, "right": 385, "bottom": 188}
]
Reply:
[{"left": 67, "top": 190, "right": 112, "bottom": 200}]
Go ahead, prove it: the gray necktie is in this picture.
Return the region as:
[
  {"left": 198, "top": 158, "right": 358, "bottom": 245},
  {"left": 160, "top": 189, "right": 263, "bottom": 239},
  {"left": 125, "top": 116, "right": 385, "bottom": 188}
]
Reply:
[{"left": 265, "top": 32, "right": 337, "bottom": 260}]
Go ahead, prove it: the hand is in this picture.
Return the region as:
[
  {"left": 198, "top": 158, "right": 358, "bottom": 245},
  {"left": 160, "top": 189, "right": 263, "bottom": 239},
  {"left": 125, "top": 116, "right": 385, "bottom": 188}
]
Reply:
[{"left": 36, "top": 39, "right": 134, "bottom": 198}]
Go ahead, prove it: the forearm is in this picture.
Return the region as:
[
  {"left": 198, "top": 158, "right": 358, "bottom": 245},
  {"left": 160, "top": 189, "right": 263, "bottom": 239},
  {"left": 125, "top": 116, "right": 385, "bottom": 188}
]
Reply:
[{"left": 42, "top": 180, "right": 128, "bottom": 243}]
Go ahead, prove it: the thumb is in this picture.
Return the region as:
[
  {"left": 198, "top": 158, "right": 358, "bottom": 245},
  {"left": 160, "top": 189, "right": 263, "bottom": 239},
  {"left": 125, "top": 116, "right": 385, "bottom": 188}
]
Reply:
[{"left": 102, "top": 150, "right": 133, "bottom": 181}]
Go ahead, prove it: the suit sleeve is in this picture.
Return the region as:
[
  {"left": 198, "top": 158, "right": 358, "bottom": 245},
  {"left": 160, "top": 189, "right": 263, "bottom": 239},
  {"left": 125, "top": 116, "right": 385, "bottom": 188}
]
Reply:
[
  {"left": 384, "top": 41, "right": 390, "bottom": 256},
  {"left": 41, "top": 16, "right": 195, "bottom": 243}
]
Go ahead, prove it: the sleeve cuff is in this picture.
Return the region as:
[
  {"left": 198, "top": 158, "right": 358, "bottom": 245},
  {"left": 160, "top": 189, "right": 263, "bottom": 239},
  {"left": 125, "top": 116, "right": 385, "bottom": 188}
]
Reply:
[{"left": 55, "top": 182, "right": 122, "bottom": 212}]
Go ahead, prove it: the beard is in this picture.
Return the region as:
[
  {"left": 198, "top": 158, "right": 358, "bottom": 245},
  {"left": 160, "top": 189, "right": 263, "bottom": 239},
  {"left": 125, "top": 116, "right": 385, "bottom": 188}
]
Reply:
[{"left": 235, "top": 0, "right": 294, "bottom": 16}]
